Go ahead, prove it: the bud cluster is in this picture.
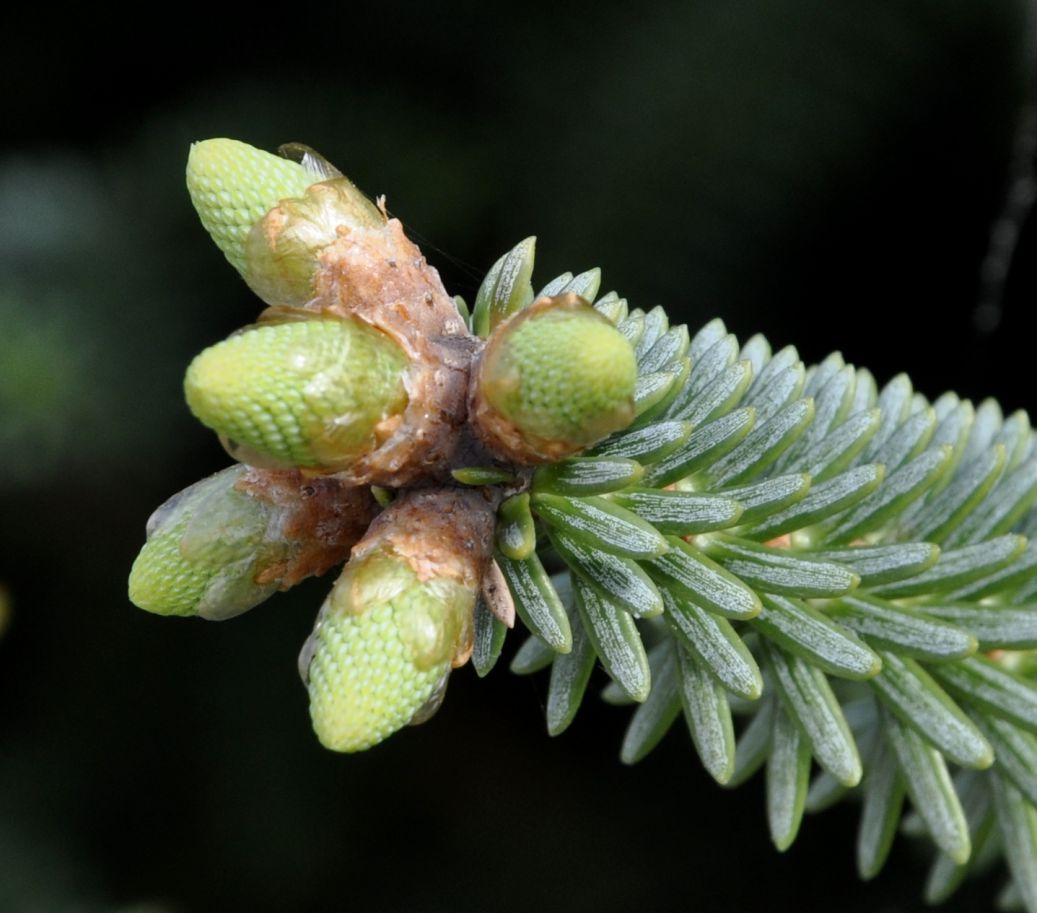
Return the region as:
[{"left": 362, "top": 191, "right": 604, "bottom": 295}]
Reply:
[
  {"left": 129, "top": 138, "right": 638, "bottom": 751},
  {"left": 125, "top": 137, "right": 1037, "bottom": 913}
]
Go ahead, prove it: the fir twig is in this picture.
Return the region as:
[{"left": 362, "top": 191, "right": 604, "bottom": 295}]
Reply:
[{"left": 130, "top": 138, "right": 1037, "bottom": 913}]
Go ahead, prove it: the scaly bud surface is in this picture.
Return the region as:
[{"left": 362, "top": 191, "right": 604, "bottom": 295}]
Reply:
[
  {"left": 129, "top": 466, "right": 270, "bottom": 618},
  {"left": 184, "top": 317, "right": 409, "bottom": 470},
  {"left": 471, "top": 293, "right": 637, "bottom": 462},
  {"left": 304, "top": 489, "right": 496, "bottom": 751},
  {"left": 305, "top": 546, "right": 470, "bottom": 752},
  {"left": 128, "top": 466, "right": 377, "bottom": 619},
  {"left": 246, "top": 178, "right": 386, "bottom": 307},
  {"left": 186, "top": 138, "right": 315, "bottom": 275}
]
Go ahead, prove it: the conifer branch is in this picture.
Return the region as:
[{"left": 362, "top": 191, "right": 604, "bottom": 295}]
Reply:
[{"left": 130, "top": 138, "right": 1037, "bottom": 912}]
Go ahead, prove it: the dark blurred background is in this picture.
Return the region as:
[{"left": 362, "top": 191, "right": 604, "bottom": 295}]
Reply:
[{"left": 3, "top": 2, "right": 1037, "bottom": 910}]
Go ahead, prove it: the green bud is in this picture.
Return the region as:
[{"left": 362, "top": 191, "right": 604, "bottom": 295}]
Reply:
[
  {"left": 245, "top": 177, "right": 386, "bottom": 307},
  {"left": 302, "top": 488, "right": 494, "bottom": 752},
  {"left": 304, "top": 544, "right": 474, "bottom": 752},
  {"left": 184, "top": 317, "right": 410, "bottom": 471},
  {"left": 129, "top": 466, "right": 376, "bottom": 619},
  {"left": 472, "top": 293, "right": 638, "bottom": 462},
  {"left": 128, "top": 466, "right": 282, "bottom": 619},
  {"left": 186, "top": 139, "right": 316, "bottom": 275}
]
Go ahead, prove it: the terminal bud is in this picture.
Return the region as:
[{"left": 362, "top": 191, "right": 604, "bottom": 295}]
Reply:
[{"left": 470, "top": 293, "right": 637, "bottom": 463}]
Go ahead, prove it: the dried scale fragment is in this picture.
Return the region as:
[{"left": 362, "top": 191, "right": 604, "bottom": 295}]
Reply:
[{"left": 245, "top": 176, "right": 387, "bottom": 307}]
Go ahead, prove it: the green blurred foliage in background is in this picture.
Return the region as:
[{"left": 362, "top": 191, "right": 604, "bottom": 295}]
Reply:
[{"left": 2, "top": 2, "right": 1036, "bottom": 910}]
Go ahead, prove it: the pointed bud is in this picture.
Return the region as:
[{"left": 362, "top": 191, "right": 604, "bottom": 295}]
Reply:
[
  {"left": 184, "top": 317, "right": 410, "bottom": 471},
  {"left": 186, "top": 139, "right": 316, "bottom": 275},
  {"left": 128, "top": 466, "right": 377, "bottom": 619},
  {"left": 186, "top": 138, "right": 386, "bottom": 306},
  {"left": 304, "top": 489, "right": 495, "bottom": 752},
  {"left": 470, "top": 293, "right": 638, "bottom": 463},
  {"left": 304, "top": 546, "right": 469, "bottom": 752}
]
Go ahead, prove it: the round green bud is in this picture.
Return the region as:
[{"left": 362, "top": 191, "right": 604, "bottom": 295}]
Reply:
[
  {"left": 184, "top": 317, "right": 410, "bottom": 471},
  {"left": 128, "top": 466, "right": 277, "bottom": 619},
  {"left": 245, "top": 178, "right": 386, "bottom": 307},
  {"left": 305, "top": 546, "right": 473, "bottom": 752},
  {"left": 186, "top": 138, "right": 315, "bottom": 275},
  {"left": 474, "top": 294, "right": 637, "bottom": 462}
]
